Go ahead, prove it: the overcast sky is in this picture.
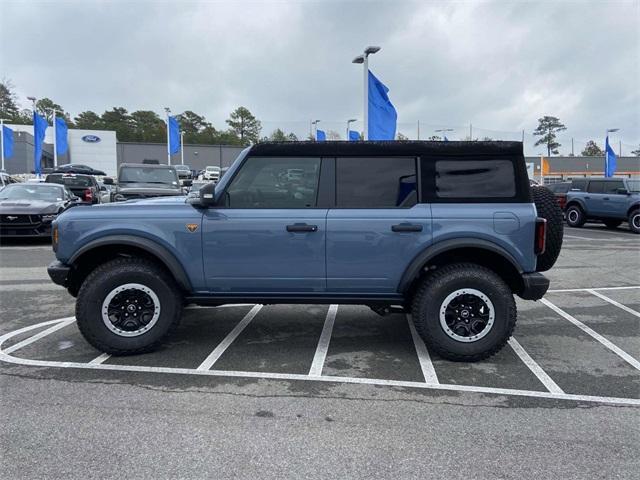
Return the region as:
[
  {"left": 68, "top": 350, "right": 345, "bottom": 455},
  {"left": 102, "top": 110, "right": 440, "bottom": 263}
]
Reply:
[{"left": 1, "top": 0, "right": 639, "bottom": 154}]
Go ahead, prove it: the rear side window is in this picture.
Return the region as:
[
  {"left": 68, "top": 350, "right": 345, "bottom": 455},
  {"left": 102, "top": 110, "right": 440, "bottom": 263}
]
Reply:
[
  {"left": 587, "top": 181, "right": 604, "bottom": 193},
  {"left": 435, "top": 160, "right": 515, "bottom": 198},
  {"left": 336, "top": 157, "right": 417, "bottom": 208},
  {"left": 570, "top": 179, "right": 587, "bottom": 191},
  {"left": 603, "top": 180, "right": 625, "bottom": 194}
]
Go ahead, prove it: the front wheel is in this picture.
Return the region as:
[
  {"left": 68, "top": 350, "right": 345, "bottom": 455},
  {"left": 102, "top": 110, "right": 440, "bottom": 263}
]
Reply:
[
  {"left": 76, "top": 257, "right": 182, "bottom": 355},
  {"left": 411, "top": 263, "right": 517, "bottom": 362},
  {"left": 629, "top": 210, "right": 640, "bottom": 234}
]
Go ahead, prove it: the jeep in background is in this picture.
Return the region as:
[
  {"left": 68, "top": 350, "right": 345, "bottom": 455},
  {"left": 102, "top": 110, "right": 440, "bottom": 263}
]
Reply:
[
  {"left": 47, "top": 141, "right": 563, "bottom": 362},
  {"left": 565, "top": 178, "right": 640, "bottom": 233},
  {"left": 104, "top": 163, "right": 187, "bottom": 202}
]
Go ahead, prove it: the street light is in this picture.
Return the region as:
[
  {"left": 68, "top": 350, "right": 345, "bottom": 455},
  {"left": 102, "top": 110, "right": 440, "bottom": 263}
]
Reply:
[
  {"left": 352, "top": 45, "right": 381, "bottom": 140},
  {"left": 346, "top": 118, "right": 357, "bottom": 140},
  {"left": 435, "top": 128, "right": 454, "bottom": 140},
  {"left": 311, "top": 119, "right": 320, "bottom": 140}
]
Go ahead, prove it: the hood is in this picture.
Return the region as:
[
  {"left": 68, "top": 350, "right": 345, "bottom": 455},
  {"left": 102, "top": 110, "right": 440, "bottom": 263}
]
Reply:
[
  {"left": 0, "top": 200, "right": 62, "bottom": 215},
  {"left": 103, "top": 195, "right": 188, "bottom": 207},
  {"left": 117, "top": 183, "right": 182, "bottom": 194}
]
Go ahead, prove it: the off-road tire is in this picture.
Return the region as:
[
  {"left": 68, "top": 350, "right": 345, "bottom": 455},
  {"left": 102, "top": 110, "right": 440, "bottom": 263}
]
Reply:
[
  {"left": 603, "top": 220, "right": 622, "bottom": 229},
  {"left": 565, "top": 204, "right": 586, "bottom": 228},
  {"left": 76, "top": 257, "right": 182, "bottom": 355},
  {"left": 411, "top": 263, "right": 517, "bottom": 362},
  {"left": 531, "top": 186, "right": 563, "bottom": 272},
  {"left": 629, "top": 209, "right": 640, "bottom": 234}
]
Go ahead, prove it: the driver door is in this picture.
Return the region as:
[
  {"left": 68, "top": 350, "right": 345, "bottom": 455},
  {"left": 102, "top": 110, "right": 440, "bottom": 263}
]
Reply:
[{"left": 202, "top": 156, "right": 327, "bottom": 293}]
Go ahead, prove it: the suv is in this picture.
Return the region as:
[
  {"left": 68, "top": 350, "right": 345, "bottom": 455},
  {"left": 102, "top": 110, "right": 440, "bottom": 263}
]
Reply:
[
  {"left": 45, "top": 173, "right": 102, "bottom": 204},
  {"left": 105, "top": 163, "right": 186, "bottom": 201},
  {"left": 174, "top": 164, "right": 192, "bottom": 181},
  {"left": 47, "top": 141, "right": 562, "bottom": 361},
  {"left": 202, "top": 166, "right": 221, "bottom": 182},
  {"left": 565, "top": 178, "right": 640, "bottom": 233}
]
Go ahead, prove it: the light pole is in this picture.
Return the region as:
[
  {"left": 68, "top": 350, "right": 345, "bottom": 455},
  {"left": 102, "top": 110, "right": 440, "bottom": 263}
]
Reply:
[
  {"left": 346, "top": 118, "right": 357, "bottom": 140},
  {"left": 0, "top": 118, "right": 9, "bottom": 171},
  {"left": 352, "top": 46, "right": 380, "bottom": 140},
  {"left": 435, "top": 128, "right": 454, "bottom": 141},
  {"left": 311, "top": 119, "right": 320, "bottom": 140},
  {"left": 50, "top": 108, "right": 59, "bottom": 168},
  {"left": 27, "top": 96, "right": 38, "bottom": 176},
  {"left": 164, "top": 107, "right": 172, "bottom": 165}
]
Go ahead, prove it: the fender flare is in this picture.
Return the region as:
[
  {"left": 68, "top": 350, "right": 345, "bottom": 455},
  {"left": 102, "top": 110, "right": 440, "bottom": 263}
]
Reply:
[
  {"left": 69, "top": 234, "right": 192, "bottom": 291},
  {"left": 397, "top": 238, "right": 523, "bottom": 294},
  {"left": 626, "top": 202, "right": 640, "bottom": 217},
  {"left": 565, "top": 198, "right": 586, "bottom": 212}
]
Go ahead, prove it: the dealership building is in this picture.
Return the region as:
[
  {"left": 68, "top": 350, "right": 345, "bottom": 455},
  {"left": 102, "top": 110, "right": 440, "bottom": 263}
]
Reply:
[{"left": 2, "top": 125, "right": 638, "bottom": 181}]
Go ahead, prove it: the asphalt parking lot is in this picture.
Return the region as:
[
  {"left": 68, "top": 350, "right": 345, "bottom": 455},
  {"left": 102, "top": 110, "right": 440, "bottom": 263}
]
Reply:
[{"left": 1, "top": 224, "right": 639, "bottom": 479}]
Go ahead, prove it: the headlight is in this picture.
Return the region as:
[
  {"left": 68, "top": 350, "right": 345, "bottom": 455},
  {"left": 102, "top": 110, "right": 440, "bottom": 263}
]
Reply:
[{"left": 42, "top": 214, "right": 57, "bottom": 222}]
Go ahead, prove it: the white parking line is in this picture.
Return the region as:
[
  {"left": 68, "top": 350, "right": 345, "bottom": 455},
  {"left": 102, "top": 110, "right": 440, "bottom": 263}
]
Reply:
[
  {"left": 548, "top": 286, "right": 640, "bottom": 293},
  {"left": 508, "top": 337, "right": 563, "bottom": 394},
  {"left": 308, "top": 304, "right": 338, "bottom": 376},
  {"left": 0, "top": 283, "right": 62, "bottom": 292},
  {"left": 406, "top": 316, "right": 439, "bottom": 384},
  {"left": 586, "top": 289, "right": 640, "bottom": 319},
  {"left": 4, "top": 317, "right": 75, "bottom": 354},
  {"left": 1, "top": 317, "right": 638, "bottom": 407},
  {"left": 540, "top": 298, "right": 640, "bottom": 371},
  {"left": 88, "top": 353, "right": 111, "bottom": 365},
  {"left": 0, "top": 267, "right": 49, "bottom": 281},
  {"left": 196, "top": 304, "right": 263, "bottom": 371}
]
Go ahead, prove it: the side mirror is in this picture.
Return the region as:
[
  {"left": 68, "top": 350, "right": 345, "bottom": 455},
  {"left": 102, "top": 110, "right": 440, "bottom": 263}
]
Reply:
[
  {"left": 103, "top": 177, "right": 114, "bottom": 185},
  {"left": 616, "top": 188, "right": 630, "bottom": 195},
  {"left": 199, "top": 182, "right": 216, "bottom": 207},
  {"left": 100, "top": 185, "right": 107, "bottom": 192}
]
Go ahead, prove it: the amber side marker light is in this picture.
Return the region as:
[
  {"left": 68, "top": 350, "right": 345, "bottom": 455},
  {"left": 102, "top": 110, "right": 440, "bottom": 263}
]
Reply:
[{"left": 52, "top": 225, "right": 59, "bottom": 251}]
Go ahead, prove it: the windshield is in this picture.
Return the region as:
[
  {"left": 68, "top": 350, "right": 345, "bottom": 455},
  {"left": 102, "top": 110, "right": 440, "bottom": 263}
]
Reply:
[
  {"left": 118, "top": 167, "right": 179, "bottom": 187},
  {"left": 47, "top": 175, "right": 93, "bottom": 187},
  {"left": 175, "top": 165, "right": 190, "bottom": 170},
  {"left": 0, "top": 184, "right": 65, "bottom": 202},
  {"left": 627, "top": 180, "right": 640, "bottom": 193},
  {"left": 206, "top": 166, "right": 220, "bottom": 171}
]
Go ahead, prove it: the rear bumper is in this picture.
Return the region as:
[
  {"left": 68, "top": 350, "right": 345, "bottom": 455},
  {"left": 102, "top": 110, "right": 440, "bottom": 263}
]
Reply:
[
  {"left": 48, "top": 260, "right": 71, "bottom": 286},
  {"left": 518, "top": 272, "right": 550, "bottom": 300}
]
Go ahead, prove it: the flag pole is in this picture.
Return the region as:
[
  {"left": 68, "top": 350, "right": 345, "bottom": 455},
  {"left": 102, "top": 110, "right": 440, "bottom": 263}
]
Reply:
[
  {"left": 363, "top": 54, "right": 368, "bottom": 141},
  {"left": 0, "top": 119, "right": 5, "bottom": 171},
  {"left": 180, "top": 131, "right": 184, "bottom": 165},
  {"left": 51, "top": 109, "right": 58, "bottom": 168},
  {"left": 164, "top": 107, "right": 171, "bottom": 166}
]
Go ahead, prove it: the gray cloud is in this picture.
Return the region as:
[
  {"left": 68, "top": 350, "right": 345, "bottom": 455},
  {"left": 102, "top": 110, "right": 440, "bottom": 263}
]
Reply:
[{"left": 1, "top": 0, "right": 638, "bottom": 153}]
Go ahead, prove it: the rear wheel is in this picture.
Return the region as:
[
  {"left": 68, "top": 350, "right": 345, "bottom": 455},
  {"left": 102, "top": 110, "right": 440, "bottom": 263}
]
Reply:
[
  {"left": 629, "top": 210, "right": 640, "bottom": 234},
  {"left": 603, "top": 220, "right": 622, "bottom": 229},
  {"left": 76, "top": 257, "right": 182, "bottom": 355},
  {"left": 411, "top": 263, "right": 516, "bottom": 362},
  {"left": 566, "top": 204, "right": 586, "bottom": 228}
]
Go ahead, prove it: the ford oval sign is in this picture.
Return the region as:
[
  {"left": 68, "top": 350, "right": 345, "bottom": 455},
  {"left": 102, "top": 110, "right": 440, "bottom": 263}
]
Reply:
[{"left": 82, "top": 135, "right": 101, "bottom": 143}]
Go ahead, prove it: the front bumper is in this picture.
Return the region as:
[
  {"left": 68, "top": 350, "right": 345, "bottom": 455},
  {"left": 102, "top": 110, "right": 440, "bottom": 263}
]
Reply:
[
  {"left": 519, "top": 272, "right": 550, "bottom": 300},
  {"left": 48, "top": 260, "right": 71, "bottom": 286}
]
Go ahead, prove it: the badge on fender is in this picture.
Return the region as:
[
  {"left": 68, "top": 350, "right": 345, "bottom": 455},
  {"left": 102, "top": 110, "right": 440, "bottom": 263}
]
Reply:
[{"left": 186, "top": 223, "right": 199, "bottom": 233}]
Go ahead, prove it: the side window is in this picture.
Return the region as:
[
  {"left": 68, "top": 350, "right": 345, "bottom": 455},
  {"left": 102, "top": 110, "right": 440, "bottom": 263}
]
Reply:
[
  {"left": 435, "top": 159, "right": 515, "bottom": 198},
  {"left": 571, "top": 179, "right": 587, "bottom": 191},
  {"left": 604, "top": 181, "right": 625, "bottom": 194},
  {"left": 336, "top": 157, "right": 417, "bottom": 208},
  {"left": 225, "top": 157, "right": 321, "bottom": 208},
  {"left": 587, "top": 181, "right": 604, "bottom": 194}
]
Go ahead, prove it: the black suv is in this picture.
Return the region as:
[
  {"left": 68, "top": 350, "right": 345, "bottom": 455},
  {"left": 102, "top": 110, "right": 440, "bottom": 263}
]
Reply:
[
  {"left": 105, "top": 163, "right": 186, "bottom": 201},
  {"left": 45, "top": 173, "right": 102, "bottom": 204}
]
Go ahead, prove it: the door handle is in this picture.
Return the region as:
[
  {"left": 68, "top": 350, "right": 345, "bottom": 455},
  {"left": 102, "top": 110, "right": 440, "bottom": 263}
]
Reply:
[
  {"left": 584, "top": 196, "right": 590, "bottom": 200},
  {"left": 391, "top": 223, "right": 423, "bottom": 232},
  {"left": 603, "top": 197, "right": 610, "bottom": 200},
  {"left": 286, "top": 223, "right": 318, "bottom": 232}
]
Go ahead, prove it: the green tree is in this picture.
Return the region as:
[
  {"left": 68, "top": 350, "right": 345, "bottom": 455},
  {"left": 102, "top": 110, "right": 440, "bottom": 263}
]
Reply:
[
  {"left": 427, "top": 135, "right": 441, "bottom": 141},
  {"left": 268, "top": 128, "right": 288, "bottom": 142},
  {"left": 0, "top": 80, "right": 21, "bottom": 121},
  {"left": 396, "top": 132, "right": 409, "bottom": 141},
  {"left": 101, "top": 107, "right": 134, "bottom": 141},
  {"left": 533, "top": 116, "right": 566, "bottom": 156},
  {"left": 226, "top": 106, "right": 261, "bottom": 145},
  {"left": 176, "top": 110, "right": 210, "bottom": 143},
  {"left": 36, "top": 98, "right": 72, "bottom": 124},
  {"left": 131, "top": 110, "right": 165, "bottom": 142},
  {"left": 631, "top": 145, "right": 640, "bottom": 157},
  {"left": 581, "top": 140, "right": 604, "bottom": 156},
  {"left": 74, "top": 111, "right": 102, "bottom": 130}
]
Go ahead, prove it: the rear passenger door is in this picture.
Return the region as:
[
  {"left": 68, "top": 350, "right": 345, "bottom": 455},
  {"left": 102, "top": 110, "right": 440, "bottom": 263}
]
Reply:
[
  {"left": 600, "top": 180, "right": 627, "bottom": 218},
  {"left": 585, "top": 180, "right": 606, "bottom": 215},
  {"left": 326, "top": 157, "right": 432, "bottom": 293}
]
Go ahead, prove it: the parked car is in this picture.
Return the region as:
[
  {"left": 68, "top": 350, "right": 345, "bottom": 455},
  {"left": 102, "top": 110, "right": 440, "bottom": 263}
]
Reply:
[
  {"left": 202, "top": 166, "right": 221, "bottom": 182},
  {"left": 45, "top": 173, "right": 102, "bottom": 204},
  {"left": 565, "top": 178, "right": 640, "bottom": 232},
  {"left": 53, "top": 163, "right": 107, "bottom": 176},
  {"left": 105, "top": 163, "right": 186, "bottom": 202},
  {"left": 546, "top": 182, "right": 572, "bottom": 210},
  {"left": 48, "top": 141, "right": 562, "bottom": 361},
  {"left": 0, "top": 183, "right": 78, "bottom": 238},
  {"left": 174, "top": 164, "right": 192, "bottom": 181},
  {"left": 0, "top": 172, "right": 21, "bottom": 189}
]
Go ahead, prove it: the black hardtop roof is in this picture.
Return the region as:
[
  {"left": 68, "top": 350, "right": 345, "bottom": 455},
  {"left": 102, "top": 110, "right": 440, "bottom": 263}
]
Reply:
[
  {"left": 119, "top": 163, "right": 177, "bottom": 169},
  {"left": 248, "top": 140, "right": 523, "bottom": 157}
]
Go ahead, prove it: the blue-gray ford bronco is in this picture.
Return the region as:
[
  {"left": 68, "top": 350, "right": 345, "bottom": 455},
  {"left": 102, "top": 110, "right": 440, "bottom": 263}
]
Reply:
[{"left": 48, "top": 141, "right": 563, "bottom": 361}]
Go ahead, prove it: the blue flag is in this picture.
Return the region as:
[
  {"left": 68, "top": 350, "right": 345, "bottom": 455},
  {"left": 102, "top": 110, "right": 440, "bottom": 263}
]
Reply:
[
  {"left": 168, "top": 116, "right": 180, "bottom": 155},
  {"left": 605, "top": 136, "right": 617, "bottom": 177},
  {"left": 33, "top": 112, "right": 48, "bottom": 175},
  {"left": 55, "top": 117, "right": 69, "bottom": 155},
  {"left": 444, "top": 136, "right": 449, "bottom": 142},
  {"left": 2, "top": 125, "right": 14, "bottom": 159},
  {"left": 368, "top": 70, "right": 397, "bottom": 140},
  {"left": 348, "top": 130, "right": 360, "bottom": 141},
  {"left": 316, "top": 129, "right": 326, "bottom": 141}
]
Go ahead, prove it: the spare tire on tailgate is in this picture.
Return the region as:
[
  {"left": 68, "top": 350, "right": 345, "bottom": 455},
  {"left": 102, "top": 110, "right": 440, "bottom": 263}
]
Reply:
[{"left": 531, "top": 186, "right": 563, "bottom": 272}]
